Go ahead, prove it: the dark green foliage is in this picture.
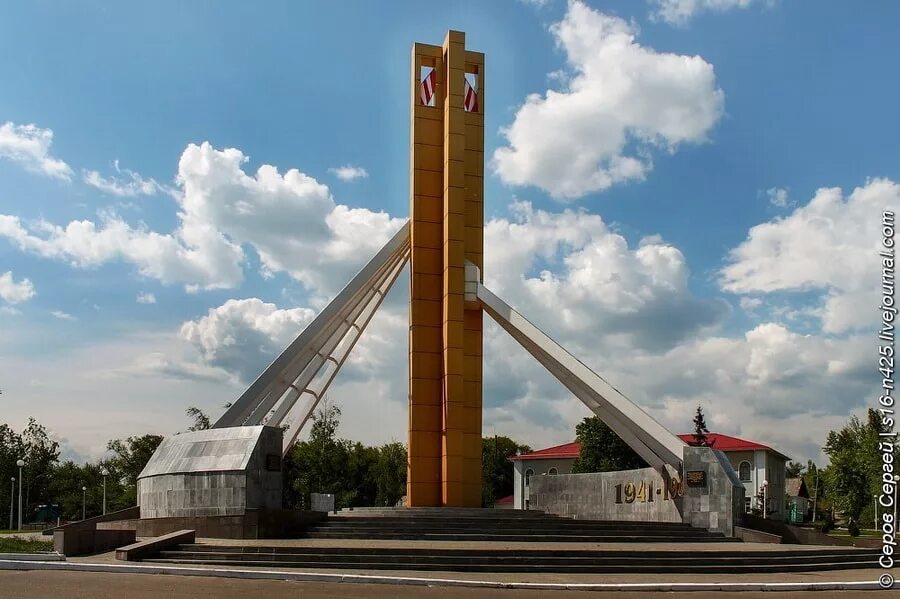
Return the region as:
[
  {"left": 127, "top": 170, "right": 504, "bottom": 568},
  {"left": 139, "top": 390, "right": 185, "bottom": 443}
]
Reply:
[
  {"left": 105, "top": 434, "right": 164, "bottom": 508},
  {"left": 847, "top": 519, "right": 860, "bottom": 537},
  {"left": 481, "top": 436, "right": 531, "bottom": 507},
  {"left": 822, "top": 409, "right": 896, "bottom": 521},
  {"left": 185, "top": 406, "right": 211, "bottom": 431},
  {"left": 0, "top": 409, "right": 528, "bottom": 518},
  {"left": 691, "top": 405, "right": 711, "bottom": 447},
  {"left": 372, "top": 442, "right": 408, "bottom": 507},
  {"left": 283, "top": 404, "right": 404, "bottom": 510},
  {"left": 786, "top": 461, "right": 805, "bottom": 478},
  {"left": 571, "top": 416, "right": 646, "bottom": 473}
]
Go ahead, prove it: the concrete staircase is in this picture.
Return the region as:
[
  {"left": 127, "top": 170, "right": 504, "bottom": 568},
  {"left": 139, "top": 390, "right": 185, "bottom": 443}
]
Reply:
[
  {"left": 146, "top": 544, "right": 880, "bottom": 573},
  {"left": 300, "top": 509, "right": 733, "bottom": 543},
  {"left": 136, "top": 511, "right": 881, "bottom": 573}
]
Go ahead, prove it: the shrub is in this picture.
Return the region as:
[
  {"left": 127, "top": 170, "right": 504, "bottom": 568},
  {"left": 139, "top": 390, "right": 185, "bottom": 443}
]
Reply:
[{"left": 848, "top": 519, "right": 860, "bottom": 537}]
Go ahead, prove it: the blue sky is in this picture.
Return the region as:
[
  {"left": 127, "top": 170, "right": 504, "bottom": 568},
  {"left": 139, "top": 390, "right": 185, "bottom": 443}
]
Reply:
[{"left": 0, "top": 0, "right": 897, "bottom": 463}]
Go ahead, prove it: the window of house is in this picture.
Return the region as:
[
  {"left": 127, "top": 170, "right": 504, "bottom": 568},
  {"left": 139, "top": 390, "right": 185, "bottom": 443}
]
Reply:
[
  {"left": 525, "top": 468, "right": 534, "bottom": 487},
  {"left": 548, "top": 467, "right": 558, "bottom": 476},
  {"left": 739, "top": 461, "right": 752, "bottom": 482},
  {"left": 744, "top": 497, "right": 752, "bottom": 513}
]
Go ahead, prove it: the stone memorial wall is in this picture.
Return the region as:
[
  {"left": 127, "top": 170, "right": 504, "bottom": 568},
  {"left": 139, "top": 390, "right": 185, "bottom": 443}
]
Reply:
[{"left": 529, "top": 466, "right": 683, "bottom": 523}]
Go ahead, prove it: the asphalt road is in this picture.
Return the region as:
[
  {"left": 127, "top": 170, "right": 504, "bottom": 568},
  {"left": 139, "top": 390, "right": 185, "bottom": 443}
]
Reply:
[{"left": 0, "top": 571, "right": 889, "bottom": 598}]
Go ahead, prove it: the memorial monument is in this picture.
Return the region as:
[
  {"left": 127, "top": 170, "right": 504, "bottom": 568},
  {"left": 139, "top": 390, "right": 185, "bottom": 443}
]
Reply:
[{"left": 137, "top": 30, "right": 743, "bottom": 533}]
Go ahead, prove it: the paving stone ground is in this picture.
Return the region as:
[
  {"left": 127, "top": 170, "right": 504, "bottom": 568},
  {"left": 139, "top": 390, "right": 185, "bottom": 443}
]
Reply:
[{"left": 0, "top": 570, "right": 892, "bottom": 598}]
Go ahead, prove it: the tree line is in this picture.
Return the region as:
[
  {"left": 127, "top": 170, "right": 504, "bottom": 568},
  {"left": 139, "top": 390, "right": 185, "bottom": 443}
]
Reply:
[{"left": 0, "top": 405, "right": 531, "bottom": 524}]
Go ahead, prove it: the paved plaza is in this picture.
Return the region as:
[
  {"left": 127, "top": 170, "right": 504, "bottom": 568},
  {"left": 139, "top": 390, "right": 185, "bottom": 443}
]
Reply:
[{"left": 0, "top": 569, "right": 893, "bottom": 598}]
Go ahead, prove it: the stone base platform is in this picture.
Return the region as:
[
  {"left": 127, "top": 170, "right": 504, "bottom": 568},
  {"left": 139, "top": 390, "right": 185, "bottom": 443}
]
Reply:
[{"left": 97, "top": 509, "right": 325, "bottom": 540}]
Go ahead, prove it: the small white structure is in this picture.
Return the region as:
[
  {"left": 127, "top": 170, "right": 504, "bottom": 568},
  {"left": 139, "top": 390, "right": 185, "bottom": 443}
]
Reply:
[{"left": 510, "top": 442, "right": 580, "bottom": 510}]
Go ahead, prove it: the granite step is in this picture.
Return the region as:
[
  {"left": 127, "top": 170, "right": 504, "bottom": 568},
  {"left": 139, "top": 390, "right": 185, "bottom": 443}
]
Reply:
[{"left": 147, "top": 542, "right": 879, "bottom": 573}]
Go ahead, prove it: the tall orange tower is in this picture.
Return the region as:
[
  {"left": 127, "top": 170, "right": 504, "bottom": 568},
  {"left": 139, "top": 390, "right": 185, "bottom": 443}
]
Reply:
[{"left": 408, "top": 31, "right": 484, "bottom": 507}]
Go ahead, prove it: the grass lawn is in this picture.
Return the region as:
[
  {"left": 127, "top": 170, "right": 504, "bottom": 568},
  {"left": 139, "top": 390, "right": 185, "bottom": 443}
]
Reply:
[{"left": 0, "top": 536, "right": 54, "bottom": 553}]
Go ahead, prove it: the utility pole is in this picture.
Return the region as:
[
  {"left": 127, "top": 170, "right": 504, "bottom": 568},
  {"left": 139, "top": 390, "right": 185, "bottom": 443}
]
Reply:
[
  {"left": 16, "top": 459, "right": 24, "bottom": 530},
  {"left": 811, "top": 469, "right": 818, "bottom": 523},
  {"left": 101, "top": 468, "right": 109, "bottom": 515},
  {"left": 8, "top": 477, "right": 14, "bottom": 530}
]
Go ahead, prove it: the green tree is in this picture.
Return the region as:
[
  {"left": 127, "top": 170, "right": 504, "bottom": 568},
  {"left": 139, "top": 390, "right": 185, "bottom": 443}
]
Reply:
[
  {"left": 20, "top": 418, "right": 60, "bottom": 514},
  {"left": 106, "top": 434, "right": 163, "bottom": 507},
  {"left": 283, "top": 403, "right": 354, "bottom": 509},
  {"left": 786, "top": 461, "right": 806, "bottom": 478},
  {"left": 185, "top": 406, "right": 211, "bottom": 431},
  {"left": 481, "top": 436, "right": 530, "bottom": 507},
  {"left": 0, "top": 423, "right": 25, "bottom": 516},
  {"left": 571, "top": 416, "right": 646, "bottom": 473},
  {"left": 47, "top": 461, "right": 107, "bottom": 521},
  {"left": 822, "top": 409, "right": 896, "bottom": 522},
  {"left": 372, "top": 442, "right": 407, "bottom": 507},
  {"left": 339, "top": 441, "right": 378, "bottom": 508},
  {"left": 803, "top": 460, "right": 827, "bottom": 519},
  {"left": 691, "top": 405, "right": 711, "bottom": 447}
]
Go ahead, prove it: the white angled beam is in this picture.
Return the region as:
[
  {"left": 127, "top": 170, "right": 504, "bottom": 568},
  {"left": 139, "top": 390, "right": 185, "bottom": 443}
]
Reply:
[
  {"left": 476, "top": 280, "right": 685, "bottom": 469},
  {"left": 214, "top": 222, "right": 410, "bottom": 432},
  {"left": 278, "top": 250, "right": 408, "bottom": 454},
  {"left": 243, "top": 242, "right": 408, "bottom": 427}
]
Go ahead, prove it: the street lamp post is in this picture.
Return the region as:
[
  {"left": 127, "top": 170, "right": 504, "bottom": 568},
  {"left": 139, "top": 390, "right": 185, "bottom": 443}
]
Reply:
[
  {"left": 762, "top": 480, "right": 769, "bottom": 519},
  {"left": 81, "top": 486, "right": 87, "bottom": 521},
  {"left": 16, "top": 459, "right": 24, "bottom": 531},
  {"left": 8, "top": 477, "right": 14, "bottom": 530},
  {"left": 100, "top": 468, "right": 109, "bottom": 515},
  {"left": 894, "top": 474, "right": 899, "bottom": 526},
  {"left": 874, "top": 494, "right": 879, "bottom": 531}
]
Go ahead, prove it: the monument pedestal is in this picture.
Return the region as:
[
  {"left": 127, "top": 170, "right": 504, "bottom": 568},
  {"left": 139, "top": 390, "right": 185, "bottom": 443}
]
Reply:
[
  {"left": 681, "top": 446, "right": 745, "bottom": 536},
  {"left": 137, "top": 426, "right": 283, "bottom": 519}
]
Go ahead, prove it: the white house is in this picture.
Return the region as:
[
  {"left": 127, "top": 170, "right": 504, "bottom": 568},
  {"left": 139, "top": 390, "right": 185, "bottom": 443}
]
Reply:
[{"left": 510, "top": 433, "right": 790, "bottom": 519}]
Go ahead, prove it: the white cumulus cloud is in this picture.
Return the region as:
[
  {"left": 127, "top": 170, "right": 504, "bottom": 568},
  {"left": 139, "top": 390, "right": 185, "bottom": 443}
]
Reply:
[
  {"left": 766, "top": 186, "right": 789, "bottom": 208},
  {"left": 179, "top": 298, "right": 317, "bottom": 382},
  {"left": 0, "top": 212, "right": 244, "bottom": 291},
  {"left": 51, "top": 310, "right": 76, "bottom": 321},
  {"left": 84, "top": 160, "right": 174, "bottom": 198},
  {"left": 0, "top": 271, "right": 36, "bottom": 304},
  {"left": 0, "top": 142, "right": 404, "bottom": 294},
  {"left": 0, "top": 122, "right": 73, "bottom": 181},
  {"left": 483, "top": 201, "right": 727, "bottom": 349},
  {"left": 136, "top": 292, "right": 157, "bottom": 304},
  {"left": 492, "top": 1, "right": 724, "bottom": 199},
  {"left": 722, "top": 178, "right": 899, "bottom": 333},
  {"left": 650, "top": 0, "right": 764, "bottom": 26},
  {"left": 328, "top": 165, "right": 369, "bottom": 181}
]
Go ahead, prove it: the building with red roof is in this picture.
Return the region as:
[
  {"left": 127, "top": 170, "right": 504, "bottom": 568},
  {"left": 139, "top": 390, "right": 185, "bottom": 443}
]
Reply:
[{"left": 509, "top": 433, "right": 789, "bottom": 519}]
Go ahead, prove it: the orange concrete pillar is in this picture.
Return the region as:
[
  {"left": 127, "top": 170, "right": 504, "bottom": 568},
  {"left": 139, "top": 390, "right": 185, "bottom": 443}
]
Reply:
[
  {"left": 461, "top": 48, "right": 484, "bottom": 508},
  {"left": 408, "top": 41, "right": 445, "bottom": 507},
  {"left": 408, "top": 31, "right": 483, "bottom": 508}
]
